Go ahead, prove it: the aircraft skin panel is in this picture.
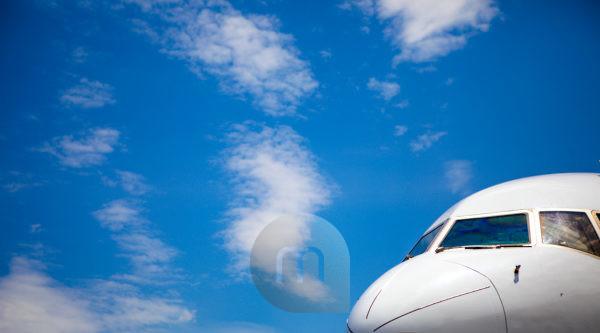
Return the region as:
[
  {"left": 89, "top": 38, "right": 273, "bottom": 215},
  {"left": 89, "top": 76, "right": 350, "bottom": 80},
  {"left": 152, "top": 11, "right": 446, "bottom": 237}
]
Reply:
[
  {"left": 441, "top": 247, "right": 600, "bottom": 332},
  {"left": 348, "top": 256, "right": 506, "bottom": 333},
  {"left": 374, "top": 285, "right": 505, "bottom": 333},
  {"left": 426, "top": 173, "right": 600, "bottom": 233}
]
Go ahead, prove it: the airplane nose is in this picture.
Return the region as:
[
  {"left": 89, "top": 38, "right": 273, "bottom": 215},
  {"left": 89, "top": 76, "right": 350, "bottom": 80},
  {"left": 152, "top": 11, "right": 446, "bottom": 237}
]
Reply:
[{"left": 347, "top": 257, "right": 506, "bottom": 333}]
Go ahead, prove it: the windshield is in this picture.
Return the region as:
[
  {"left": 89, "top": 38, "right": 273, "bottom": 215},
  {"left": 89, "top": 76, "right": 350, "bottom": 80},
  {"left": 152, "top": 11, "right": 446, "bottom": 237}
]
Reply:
[
  {"left": 440, "top": 214, "right": 529, "bottom": 248},
  {"left": 405, "top": 223, "right": 445, "bottom": 260},
  {"left": 541, "top": 211, "right": 600, "bottom": 256}
]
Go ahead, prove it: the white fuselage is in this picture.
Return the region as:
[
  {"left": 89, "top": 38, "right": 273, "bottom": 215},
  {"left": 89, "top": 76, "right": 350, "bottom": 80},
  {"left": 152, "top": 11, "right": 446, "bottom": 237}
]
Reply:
[{"left": 348, "top": 174, "right": 600, "bottom": 333}]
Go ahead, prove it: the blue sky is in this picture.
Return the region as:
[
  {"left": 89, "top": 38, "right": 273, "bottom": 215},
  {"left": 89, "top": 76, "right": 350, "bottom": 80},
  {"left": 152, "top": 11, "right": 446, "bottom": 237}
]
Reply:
[{"left": 2, "top": 0, "right": 600, "bottom": 332}]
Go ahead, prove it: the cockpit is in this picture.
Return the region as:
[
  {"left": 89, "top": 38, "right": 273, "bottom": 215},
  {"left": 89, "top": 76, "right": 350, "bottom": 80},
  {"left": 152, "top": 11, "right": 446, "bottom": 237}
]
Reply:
[{"left": 405, "top": 210, "right": 600, "bottom": 261}]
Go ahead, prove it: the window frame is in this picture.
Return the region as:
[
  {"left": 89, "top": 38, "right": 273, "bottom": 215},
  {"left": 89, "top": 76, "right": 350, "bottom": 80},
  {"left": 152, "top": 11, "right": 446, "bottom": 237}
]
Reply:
[
  {"left": 538, "top": 209, "right": 600, "bottom": 259},
  {"left": 432, "top": 209, "right": 534, "bottom": 252},
  {"left": 593, "top": 211, "right": 600, "bottom": 230},
  {"left": 404, "top": 220, "right": 447, "bottom": 261}
]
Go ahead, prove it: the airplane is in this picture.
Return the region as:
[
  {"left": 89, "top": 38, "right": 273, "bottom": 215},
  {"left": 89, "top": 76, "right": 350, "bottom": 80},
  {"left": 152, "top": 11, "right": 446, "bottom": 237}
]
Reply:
[{"left": 347, "top": 173, "right": 600, "bottom": 333}]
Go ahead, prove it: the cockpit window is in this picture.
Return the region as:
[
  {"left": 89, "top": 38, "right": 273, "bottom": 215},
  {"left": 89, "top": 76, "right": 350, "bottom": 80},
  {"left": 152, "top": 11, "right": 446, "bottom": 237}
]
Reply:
[
  {"left": 404, "top": 223, "right": 445, "bottom": 261},
  {"left": 440, "top": 214, "right": 529, "bottom": 248},
  {"left": 540, "top": 211, "right": 600, "bottom": 257}
]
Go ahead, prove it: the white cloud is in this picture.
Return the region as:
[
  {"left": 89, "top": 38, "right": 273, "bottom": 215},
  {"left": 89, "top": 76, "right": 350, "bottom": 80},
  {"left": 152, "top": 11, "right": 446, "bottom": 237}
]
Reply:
[
  {"left": 345, "top": 0, "right": 498, "bottom": 63},
  {"left": 89, "top": 177, "right": 194, "bottom": 325},
  {"left": 87, "top": 196, "right": 194, "bottom": 328},
  {"left": 30, "top": 224, "right": 43, "bottom": 233},
  {"left": 410, "top": 130, "right": 447, "bottom": 152},
  {"left": 338, "top": 0, "right": 376, "bottom": 16},
  {"left": 38, "top": 128, "right": 120, "bottom": 168},
  {"left": 445, "top": 160, "right": 473, "bottom": 194},
  {"left": 93, "top": 199, "right": 179, "bottom": 283},
  {"left": 102, "top": 294, "right": 193, "bottom": 329},
  {"left": 393, "top": 125, "right": 408, "bottom": 136},
  {"left": 223, "top": 123, "right": 331, "bottom": 274},
  {"left": 116, "top": 170, "right": 151, "bottom": 195},
  {"left": 394, "top": 99, "right": 409, "bottom": 109},
  {"left": 0, "top": 257, "right": 100, "bottom": 333},
  {"left": 222, "top": 124, "right": 336, "bottom": 304},
  {"left": 88, "top": 280, "right": 194, "bottom": 330},
  {"left": 319, "top": 49, "right": 332, "bottom": 59},
  {"left": 60, "top": 78, "right": 115, "bottom": 108},
  {"left": 112, "top": 232, "right": 179, "bottom": 283},
  {"left": 131, "top": 1, "right": 317, "bottom": 116},
  {"left": 2, "top": 197, "right": 197, "bottom": 331},
  {"left": 0, "top": 257, "right": 194, "bottom": 333},
  {"left": 367, "top": 77, "right": 400, "bottom": 100},
  {"left": 93, "top": 199, "right": 145, "bottom": 231}
]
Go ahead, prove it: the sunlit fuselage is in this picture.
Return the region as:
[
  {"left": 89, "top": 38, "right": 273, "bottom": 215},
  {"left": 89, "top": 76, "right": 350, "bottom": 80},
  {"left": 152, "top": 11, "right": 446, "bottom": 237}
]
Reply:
[{"left": 348, "top": 173, "right": 600, "bottom": 333}]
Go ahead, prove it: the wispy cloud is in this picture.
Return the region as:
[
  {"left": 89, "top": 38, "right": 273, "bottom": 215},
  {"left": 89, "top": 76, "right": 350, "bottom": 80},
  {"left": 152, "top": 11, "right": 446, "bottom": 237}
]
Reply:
[
  {"left": 0, "top": 257, "right": 193, "bottom": 333},
  {"left": 2, "top": 171, "right": 44, "bottom": 193},
  {"left": 20, "top": 172, "right": 194, "bottom": 331},
  {"left": 3, "top": 182, "right": 42, "bottom": 193},
  {"left": 60, "top": 78, "right": 115, "bottom": 108},
  {"left": 222, "top": 123, "right": 331, "bottom": 274},
  {"left": 393, "top": 124, "right": 408, "bottom": 136},
  {"left": 88, "top": 280, "right": 194, "bottom": 331},
  {"left": 111, "top": 232, "right": 179, "bottom": 283},
  {"left": 93, "top": 199, "right": 178, "bottom": 283},
  {"left": 129, "top": 1, "right": 318, "bottom": 116},
  {"left": 410, "top": 130, "right": 447, "bottom": 152},
  {"left": 101, "top": 170, "right": 151, "bottom": 196},
  {"left": 343, "top": 0, "right": 498, "bottom": 63},
  {"left": 38, "top": 128, "right": 120, "bottom": 168},
  {"left": 0, "top": 257, "right": 100, "bottom": 333},
  {"left": 367, "top": 77, "right": 400, "bottom": 101},
  {"left": 394, "top": 99, "right": 409, "bottom": 109},
  {"left": 319, "top": 49, "right": 333, "bottom": 59},
  {"left": 30, "top": 224, "right": 43, "bottom": 234},
  {"left": 93, "top": 199, "right": 145, "bottom": 231},
  {"left": 85, "top": 194, "right": 194, "bottom": 329},
  {"left": 89, "top": 171, "right": 193, "bottom": 326},
  {"left": 117, "top": 170, "right": 151, "bottom": 195},
  {"left": 444, "top": 160, "right": 473, "bottom": 194},
  {"left": 339, "top": 0, "right": 376, "bottom": 16}
]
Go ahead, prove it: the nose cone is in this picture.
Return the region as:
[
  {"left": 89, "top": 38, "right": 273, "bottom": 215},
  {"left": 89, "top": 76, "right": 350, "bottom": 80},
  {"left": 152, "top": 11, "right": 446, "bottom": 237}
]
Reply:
[{"left": 348, "top": 256, "right": 506, "bottom": 333}]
